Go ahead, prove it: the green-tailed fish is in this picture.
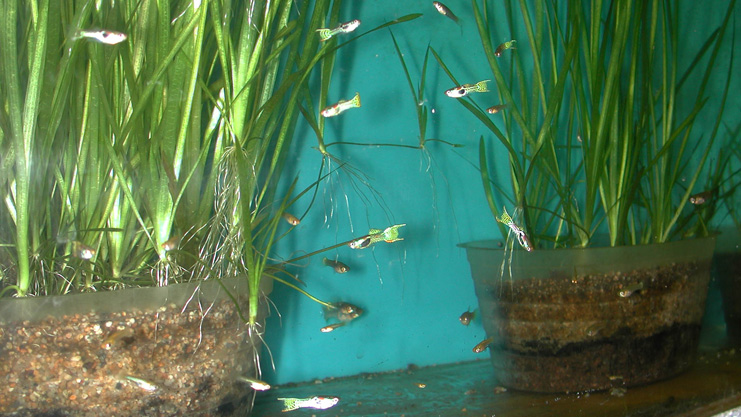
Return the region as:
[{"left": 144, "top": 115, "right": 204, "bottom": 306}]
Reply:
[
  {"left": 321, "top": 92, "right": 361, "bottom": 117},
  {"left": 445, "top": 80, "right": 490, "bottom": 98},
  {"left": 317, "top": 19, "right": 361, "bottom": 41},
  {"left": 278, "top": 396, "right": 339, "bottom": 412},
  {"left": 495, "top": 40, "right": 517, "bottom": 57}
]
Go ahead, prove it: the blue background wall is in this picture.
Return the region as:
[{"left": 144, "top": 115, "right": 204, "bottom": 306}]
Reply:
[{"left": 261, "top": 0, "right": 741, "bottom": 385}]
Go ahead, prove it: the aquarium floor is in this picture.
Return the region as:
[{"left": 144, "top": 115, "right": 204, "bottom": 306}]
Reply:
[{"left": 252, "top": 347, "right": 741, "bottom": 417}]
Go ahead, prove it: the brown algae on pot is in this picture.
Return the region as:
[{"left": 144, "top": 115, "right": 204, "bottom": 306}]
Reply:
[
  {"left": 0, "top": 279, "right": 269, "bottom": 416},
  {"left": 462, "top": 237, "right": 715, "bottom": 393}
]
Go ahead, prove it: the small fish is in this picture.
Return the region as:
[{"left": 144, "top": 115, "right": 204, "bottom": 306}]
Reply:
[
  {"left": 368, "top": 223, "right": 406, "bottom": 244},
  {"left": 161, "top": 235, "right": 181, "bottom": 252},
  {"left": 316, "top": 19, "right": 361, "bottom": 41},
  {"left": 325, "top": 302, "right": 364, "bottom": 323},
  {"left": 433, "top": 2, "right": 459, "bottom": 23},
  {"left": 320, "top": 323, "right": 346, "bottom": 333},
  {"left": 445, "top": 80, "right": 490, "bottom": 98},
  {"left": 495, "top": 207, "right": 533, "bottom": 252},
  {"left": 123, "top": 375, "right": 158, "bottom": 392},
  {"left": 322, "top": 257, "right": 350, "bottom": 273},
  {"left": 73, "top": 29, "right": 128, "bottom": 45},
  {"left": 101, "top": 328, "right": 135, "bottom": 349},
  {"left": 486, "top": 104, "right": 508, "bottom": 114},
  {"left": 689, "top": 190, "right": 711, "bottom": 205},
  {"left": 72, "top": 241, "right": 96, "bottom": 260},
  {"left": 416, "top": 382, "right": 427, "bottom": 388},
  {"left": 321, "top": 92, "right": 361, "bottom": 117},
  {"left": 278, "top": 396, "right": 340, "bottom": 412},
  {"left": 494, "top": 40, "right": 517, "bottom": 57},
  {"left": 236, "top": 376, "right": 271, "bottom": 391},
  {"left": 619, "top": 282, "right": 644, "bottom": 298},
  {"left": 473, "top": 337, "right": 494, "bottom": 353},
  {"left": 282, "top": 212, "right": 301, "bottom": 226},
  {"left": 348, "top": 235, "right": 372, "bottom": 249},
  {"left": 459, "top": 308, "right": 477, "bottom": 326}
]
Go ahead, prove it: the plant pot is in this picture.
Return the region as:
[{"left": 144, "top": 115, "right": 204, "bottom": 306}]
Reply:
[
  {"left": 0, "top": 277, "right": 272, "bottom": 417},
  {"left": 716, "top": 228, "right": 741, "bottom": 345},
  {"left": 461, "top": 236, "right": 716, "bottom": 393}
]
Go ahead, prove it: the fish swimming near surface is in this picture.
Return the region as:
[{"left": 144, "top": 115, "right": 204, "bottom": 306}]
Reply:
[
  {"left": 321, "top": 92, "right": 361, "bottom": 117},
  {"left": 473, "top": 337, "right": 494, "bottom": 353},
  {"left": 459, "top": 308, "right": 477, "bottom": 326},
  {"left": 73, "top": 29, "right": 128, "bottom": 45},
  {"left": 494, "top": 40, "right": 517, "bottom": 57},
  {"left": 317, "top": 19, "right": 361, "bottom": 41},
  {"left": 322, "top": 257, "right": 350, "bottom": 274},
  {"left": 445, "top": 80, "right": 490, "bottom": 98},
  {"left": 278, "top": 396, "right": 340, "bottom": 412},
  {"left": 433, "top": 2, "right": 459, "bottom": 23}
]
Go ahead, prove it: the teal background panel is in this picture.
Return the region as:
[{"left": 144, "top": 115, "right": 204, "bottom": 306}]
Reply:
[{"left": 261, "top": 0, "right": 741, "bottom": 385}]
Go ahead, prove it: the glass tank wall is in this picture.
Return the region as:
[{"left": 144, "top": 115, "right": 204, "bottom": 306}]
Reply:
[{"left": 260, "top": 0, "right": 741, "bottom": 385}]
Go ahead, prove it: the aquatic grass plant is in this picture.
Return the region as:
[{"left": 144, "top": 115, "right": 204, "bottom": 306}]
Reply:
[
  {"left": 0, "top": 0, "right": 422, "bottom": 334},
  {"left": 437, "top": 0, "right": 737, "bottom": 248}
]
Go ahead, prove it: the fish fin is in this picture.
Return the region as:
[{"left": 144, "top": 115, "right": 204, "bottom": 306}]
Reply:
[
  {"left": 316, "top": 28, "right": 331, "bottom": 41},
  {"left": 351, "top": 92, "right": 361, "bottom": 107},
  {"left": 278, "top": 398, "right": 298, "bottom": 412},
  {"left": 322, "top": 257, "right": 331, "bottom": 266},
  {"left": 476, "top": 80, "right": 491, "bottom": 92},
  {"left": 368, "top": 228, "right": 382, "bottom": 234}
]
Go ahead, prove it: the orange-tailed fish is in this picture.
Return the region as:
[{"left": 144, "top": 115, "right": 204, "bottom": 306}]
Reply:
[
  {"left": 486, "top": 104, "right": 508, "bottom": 114},
  {"left": 72, "top": 241, "right": 96, "bottom": 260},
  {"left": 321, "top": 92, "right": 361, "bottom": 117},
  {"left": 278, "top": 396, "right": 340, "bottom": 412},
  {"left": 101, "top": 328, "right": 135, "bottom": 349},
  {"left": 282, "top": 212, "right": 301, "bottom": 226},
  {"left": 445, "top": 80, "right": 490, "bottom": 98},
  {"left": 433, "top": 2, "right": 459, "bottom": 23},
  {"left": 689, "top": 190, "right": 712, "bottom": 205},
  {"left": 473, "top": 337, "right": 494, "bottom": 353},
  {"left": 161, "top": 235, "right": 181, "bottom": 252},
  {"left": 236, "top": 376, "right": 271, "bottom": 391},
  {"left": 322, "top": 257, "right": 350, "bottom": 274},
  {"left": 325, "top": 302, "right": 363, "bottom": 323},
  {"left": 320, "top": 323, "right": 346, "bottom": 333},
  {"left": 495, "top": 207, "right": 533, "bottom": 252},
  {"left": 73, "top": 29, "right": 127, "bottom": 45},
  {"left": 494, "top": 40, "right": 517, "bottom": 57},
  {"left": 317, "top": 19, "right": 361, "bottom": 41},
  {"left": 459, "top": 308, "right": 477, "bottom": 326}
]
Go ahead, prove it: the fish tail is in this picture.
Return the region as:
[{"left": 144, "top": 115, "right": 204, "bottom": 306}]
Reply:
[
  {"left": 278, "top": 398, "right": 298, "bottom": 412},
  {"left": 322, "top": 257, "right": 331, "bottom": 266},
  {"left": 475, "top": 80, "right": 491, "bottom": 92},
  {"left": 351, "top": 92, "right": 361, "bottom": 107},
  {"left": 316, "top": 28, "right": 332, "bottom": 41}
]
